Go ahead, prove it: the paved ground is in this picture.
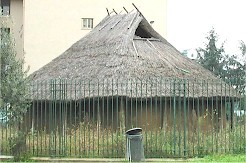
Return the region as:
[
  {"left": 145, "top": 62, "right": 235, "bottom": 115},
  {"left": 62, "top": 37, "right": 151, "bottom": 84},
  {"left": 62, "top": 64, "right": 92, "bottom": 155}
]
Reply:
[
  {"left": 1, "top": 155, "right": 203, "bottom": 162},
  {"left": 0, "top": 156, "right": 202, "bottom": 163},
  {"left": 32, "top": 157, "right": 195, "bottom": 162}
]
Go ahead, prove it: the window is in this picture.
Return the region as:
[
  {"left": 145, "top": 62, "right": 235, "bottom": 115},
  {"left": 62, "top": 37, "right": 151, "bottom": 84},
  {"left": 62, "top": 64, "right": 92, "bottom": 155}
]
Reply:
[
  {"left": 1, "top": 27, "right": 10, "bottom": 39},
  {"left": 0, "top": 0, "right": 10, "bottom": 16},
  {"left": 1, "top": 27, "right": 10, "bottom": 44},
  {"left": 81, "top": 18, "right": 93, "bottom": 29},
  {"left": 1, "top": 27, "right": 10, "bottom": 33}
]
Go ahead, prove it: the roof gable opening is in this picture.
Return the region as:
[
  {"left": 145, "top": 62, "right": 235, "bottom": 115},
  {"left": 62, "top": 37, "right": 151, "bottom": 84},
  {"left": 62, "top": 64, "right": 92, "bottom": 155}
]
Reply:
[{"left": 135, "top": 22, "right": 153, "bottom": 38}]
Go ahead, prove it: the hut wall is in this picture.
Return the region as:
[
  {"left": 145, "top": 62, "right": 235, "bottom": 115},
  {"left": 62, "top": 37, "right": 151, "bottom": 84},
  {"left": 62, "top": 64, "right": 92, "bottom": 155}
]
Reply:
[
  {"left": 23, "top": 100, "right": 78, "bottom": 133},
  {"left": 22, "top": 97, "right": 227, "bottom": 133},
  {"left": 22, "top": 98, "right": 120, "bottom": 133},
  {"left": 121, "top": 97, "right": 227, "bottom": 132}
]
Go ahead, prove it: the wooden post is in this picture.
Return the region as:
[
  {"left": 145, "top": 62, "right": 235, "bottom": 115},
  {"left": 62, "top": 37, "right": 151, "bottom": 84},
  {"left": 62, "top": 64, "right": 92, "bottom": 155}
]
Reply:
[
  {"left": 230, "top": 101, "right": 234, "bottom": 130},
  {"left": 113, "top": 9, "right": 118, "bottom": 14},
  {"left": 106, "top": 8, "right": 110, "bottom": 16},
  {"left": 119, "top": 97, "right": 126, "bottom": 133},
  {"left": 123, "top": 7, "right": 128, "bottom": 13},
  {"left": 97, "top": 99, "right": 101, "bottom": 132}
]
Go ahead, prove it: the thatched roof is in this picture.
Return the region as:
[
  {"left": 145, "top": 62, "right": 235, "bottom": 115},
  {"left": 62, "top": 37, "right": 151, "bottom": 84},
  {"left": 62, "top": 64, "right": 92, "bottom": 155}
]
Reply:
[{"left": 29, "top": 9, "right": 238, "bottom": 99}]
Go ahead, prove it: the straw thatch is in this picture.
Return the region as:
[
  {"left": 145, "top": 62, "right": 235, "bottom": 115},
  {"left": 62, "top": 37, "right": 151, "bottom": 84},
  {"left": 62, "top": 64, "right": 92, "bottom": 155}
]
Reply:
[{"left": 29, "top": 9, "right": 238, "bottom": 99}]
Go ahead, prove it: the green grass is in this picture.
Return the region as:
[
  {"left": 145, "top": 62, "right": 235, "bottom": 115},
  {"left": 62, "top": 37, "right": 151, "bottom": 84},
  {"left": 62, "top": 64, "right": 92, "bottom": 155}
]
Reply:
[
  {"left": 191, "top": 154, "right": 246, "bottom": 162},
  {"left": 1, "top": 120, "right": 246, "bottom": 158}
]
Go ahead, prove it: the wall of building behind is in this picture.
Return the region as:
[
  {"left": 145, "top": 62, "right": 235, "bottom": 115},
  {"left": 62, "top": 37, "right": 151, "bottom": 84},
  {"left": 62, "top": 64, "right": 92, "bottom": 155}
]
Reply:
[
  {"left": 0, "top": 0, "right": 23, "bottom": 60},
  {"left": 11, "top": 0, "right": 23, "bottom": 60},
  {"left": 23, "top": 0, "right": 167, "bottom": 74}
]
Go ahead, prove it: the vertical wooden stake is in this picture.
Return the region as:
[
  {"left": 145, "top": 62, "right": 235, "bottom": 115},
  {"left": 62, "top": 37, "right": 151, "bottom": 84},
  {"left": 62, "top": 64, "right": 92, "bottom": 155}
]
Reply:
[{"left": 119, "top": 97, "right": 126, "bottom": 133}]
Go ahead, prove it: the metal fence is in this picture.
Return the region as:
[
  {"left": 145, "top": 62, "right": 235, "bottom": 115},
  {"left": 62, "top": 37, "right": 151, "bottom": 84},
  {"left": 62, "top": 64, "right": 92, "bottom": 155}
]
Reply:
[{"left": 0, "top": 78, "right": 245, "bottom": 158}]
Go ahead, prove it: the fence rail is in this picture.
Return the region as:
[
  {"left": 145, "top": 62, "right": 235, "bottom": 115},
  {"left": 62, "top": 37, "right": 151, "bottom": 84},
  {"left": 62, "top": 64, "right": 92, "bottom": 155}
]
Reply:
[{"left": 0, "top": 78, "right": 245, "bottom": 158}]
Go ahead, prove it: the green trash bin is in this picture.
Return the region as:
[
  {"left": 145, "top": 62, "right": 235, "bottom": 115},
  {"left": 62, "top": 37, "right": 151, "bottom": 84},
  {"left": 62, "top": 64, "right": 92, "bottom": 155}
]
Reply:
[{"left": 125, "top": 128, "right": 145, "bottom": 162}]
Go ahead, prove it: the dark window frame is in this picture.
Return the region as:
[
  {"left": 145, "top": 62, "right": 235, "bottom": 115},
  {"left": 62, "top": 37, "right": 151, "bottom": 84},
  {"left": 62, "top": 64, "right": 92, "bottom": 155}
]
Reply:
[
  {"left": 81, "top": 18, "right": 93, "bottom": 29},
  {"left": 1, "top": 27, "right": 10, "bottom": 46},
  {"left": 1, "top": 0, "right": 10, "bottom": 16}
]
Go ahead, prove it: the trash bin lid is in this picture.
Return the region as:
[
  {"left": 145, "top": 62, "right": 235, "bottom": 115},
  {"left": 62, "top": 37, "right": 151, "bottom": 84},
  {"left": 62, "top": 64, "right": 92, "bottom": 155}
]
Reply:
[{"left": 126, "top": 127, "right": 142, "bottom": 135}]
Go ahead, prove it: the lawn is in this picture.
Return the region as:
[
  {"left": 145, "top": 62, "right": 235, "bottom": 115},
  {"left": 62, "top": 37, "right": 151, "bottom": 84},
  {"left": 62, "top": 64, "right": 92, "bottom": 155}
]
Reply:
[{"left": 191, "top": 154, "right": 246, "bottom": 162}]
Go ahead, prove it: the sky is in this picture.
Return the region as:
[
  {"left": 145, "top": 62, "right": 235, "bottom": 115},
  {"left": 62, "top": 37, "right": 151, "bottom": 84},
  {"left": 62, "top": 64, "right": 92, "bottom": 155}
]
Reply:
[{"left": 166, "top": 0, "right": 246, "bottom": 56}]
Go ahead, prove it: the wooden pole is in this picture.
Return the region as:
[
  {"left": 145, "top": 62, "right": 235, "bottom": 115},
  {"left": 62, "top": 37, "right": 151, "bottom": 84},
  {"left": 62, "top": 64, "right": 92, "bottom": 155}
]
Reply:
[
  {"left": 123, "top": 7, "right": 128, "bottom": 13},
  {"left": 106, "top": 8, "right": 110, "bottom": 16},
  {"left": 119, "top": 97, "right": 126, "bottom": 133},
  {"left": 113, "top": 9, "right": 118, "bottom": 14}
]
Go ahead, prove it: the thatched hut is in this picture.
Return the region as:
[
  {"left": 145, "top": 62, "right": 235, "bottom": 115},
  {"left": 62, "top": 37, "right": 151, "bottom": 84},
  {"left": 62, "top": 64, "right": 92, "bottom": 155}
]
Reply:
[{"left": 26, "top": 8, "right": 238, "bottom": 133}]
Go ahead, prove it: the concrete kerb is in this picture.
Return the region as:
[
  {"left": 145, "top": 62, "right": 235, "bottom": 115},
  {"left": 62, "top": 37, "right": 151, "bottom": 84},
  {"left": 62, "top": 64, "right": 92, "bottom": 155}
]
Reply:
[
  {"left": 0, "top": 155, "right": 204, "bottom": 162},
  {"left": 0, "top": 155, "right": 14, "bottom": 161},
  {"left": 31, "top": 157, "right": 203, "bottom": 162}
]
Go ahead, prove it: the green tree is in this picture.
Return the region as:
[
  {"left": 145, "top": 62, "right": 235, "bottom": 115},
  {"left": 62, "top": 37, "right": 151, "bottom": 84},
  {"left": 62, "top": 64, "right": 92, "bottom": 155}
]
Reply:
[
  {"left": 197, "top": 29, "right": 225, "bottom": 78},
  {"left": 223, "top": 44, "right": 245, "bottom": 93},
  {"left": 0, "top": 28, "right": 29, "bottom": 160},
  {"left": 225, "top": 41, "right": 246, "bottom": 111},
  {"left": 197, "top": 29, "right": 246, "bottom": 89},
  {"left": 196, "top": 29, "right": 246, "bottom": 111},
  {"left": 239, "top": 40, "right": 246, "bottom": 57}
]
